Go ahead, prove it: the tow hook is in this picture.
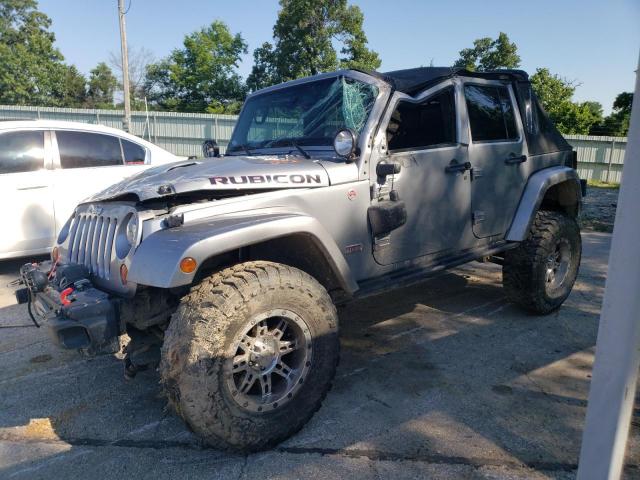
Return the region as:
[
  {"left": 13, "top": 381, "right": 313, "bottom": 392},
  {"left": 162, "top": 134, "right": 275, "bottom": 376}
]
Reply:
[{"left": 59, "top": 287, "right": 74, "bottom": 306}]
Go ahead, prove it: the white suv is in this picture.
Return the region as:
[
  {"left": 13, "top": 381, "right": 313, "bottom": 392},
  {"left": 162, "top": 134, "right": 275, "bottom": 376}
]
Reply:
[{"left": 0, "top": 120, "right": 185, "bottom": 259}]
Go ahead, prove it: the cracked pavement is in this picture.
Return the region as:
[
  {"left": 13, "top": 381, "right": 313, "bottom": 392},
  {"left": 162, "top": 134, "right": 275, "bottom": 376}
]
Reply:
[{"left": 0, "top": 231, "right": 638, "bottom": 479}]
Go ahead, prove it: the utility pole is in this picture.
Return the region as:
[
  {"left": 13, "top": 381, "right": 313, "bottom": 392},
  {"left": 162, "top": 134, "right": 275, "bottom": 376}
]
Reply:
[
  {"left": 577, "top": 50, "right": 640, "bottom": 480},
  {"left": 118, "top": 0, "right": 132, "bottom": 133}
]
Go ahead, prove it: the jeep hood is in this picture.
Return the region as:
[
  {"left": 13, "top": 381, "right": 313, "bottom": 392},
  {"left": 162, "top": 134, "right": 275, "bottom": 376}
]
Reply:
[{"left": 87, "top": 155, "right": 350, "bottom": 203}]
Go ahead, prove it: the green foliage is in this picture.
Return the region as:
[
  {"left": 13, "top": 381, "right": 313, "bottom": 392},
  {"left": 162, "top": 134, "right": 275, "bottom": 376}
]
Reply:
[
  {"left": 246, "top": 42, "right": 280, "bottom": 92},
  {"left": 55, "top": 65, "right": 87, "bottom": 107},
  {"left": 530, "top": 68, "right": 602, "bottom": 135},
  {"left": 592, "top": 92, "right": 633, "bottom": 136},
  {"left": 247, "top": 0, "right": 381, "bottom": 91},
  {"left": 0, "top": 0, "right": 74, "bottom": 106},
  {"left": 453, "top": 32, "right": 520, "bottom": 71},
  {"left": 87, "top": 62, "right": 117, "bottom": 109},
  {"left": 145, "top": 21, "right": 247, "bottom": 113}
]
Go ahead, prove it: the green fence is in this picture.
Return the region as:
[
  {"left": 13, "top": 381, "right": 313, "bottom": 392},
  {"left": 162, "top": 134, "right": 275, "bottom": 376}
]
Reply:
[
  {"left": 0, "top": 105, "right": 627, "bottom": 182},
  {"left": 0, "top": 105, "right": 238, "bottom": 157},
  {"left": 565, "top": 135, "right": 627, "bottom": 184}
]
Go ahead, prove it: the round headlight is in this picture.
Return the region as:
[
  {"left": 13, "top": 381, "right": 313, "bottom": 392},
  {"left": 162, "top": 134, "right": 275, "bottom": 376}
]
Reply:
[
  {"left": 333, "top": 129, "right": 357, "bottom": 159},
  {"left": 116, "top": 212, "right": 139, "bottom": 259},
  {"left": 126, "top": 213, "right": 139, "bottom": 245}
]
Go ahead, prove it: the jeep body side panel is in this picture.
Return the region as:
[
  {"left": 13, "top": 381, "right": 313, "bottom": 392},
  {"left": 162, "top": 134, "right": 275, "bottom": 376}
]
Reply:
[
  {"left": 461, "top": 79, "right": 529, "bottom": 239},
  {"left": 505, "top": 166, "right": 581, "bottom": 241},
  {"left": 128, "top": 211, "right": 359, "bottom": 293}
]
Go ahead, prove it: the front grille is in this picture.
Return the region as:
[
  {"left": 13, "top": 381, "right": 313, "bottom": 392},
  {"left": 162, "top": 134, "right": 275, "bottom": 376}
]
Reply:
[{"left": 67, "top": 213, "right": 118, "bottom": 279}]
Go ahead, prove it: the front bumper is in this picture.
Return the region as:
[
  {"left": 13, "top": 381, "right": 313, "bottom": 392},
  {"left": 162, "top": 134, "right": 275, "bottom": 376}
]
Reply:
[{"left": 16, "top": 262, "right": 120, "bottom": 351}]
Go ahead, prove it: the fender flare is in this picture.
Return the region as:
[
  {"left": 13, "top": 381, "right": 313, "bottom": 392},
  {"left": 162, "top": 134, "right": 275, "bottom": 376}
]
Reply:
[
  {"left": 506, "top": 166, "right": 582, "bottom": 242},
  {"left": 128, "top": 211, "right": 359, "bottom": 293}
]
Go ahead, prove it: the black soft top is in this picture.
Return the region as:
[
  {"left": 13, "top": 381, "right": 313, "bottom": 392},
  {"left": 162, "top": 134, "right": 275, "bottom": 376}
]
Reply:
[
  {"left": 376, "top": 67, "right": 527, "bottom": 95},
  {"left": 363, "top": 66, "right": 571, "bottom": 156}
]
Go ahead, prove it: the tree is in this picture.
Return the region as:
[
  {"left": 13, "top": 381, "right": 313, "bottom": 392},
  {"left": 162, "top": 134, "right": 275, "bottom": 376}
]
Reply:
[
  {"left": 145, "top": 21, "right": 247, "bottom": 113},
  {"left": 594, "top": 92, "right": 633, "bottom": 136},
  {"left": 453, "top": 32, "right": 520, "bottom": 71},
  {"left": 0, "top": 0, "right": 76, "bottom": 106},
  {"left": 55, "top": 65, "right": 87, "bottom": 108},
  {"left": 246, "top": 42, "right": 280, "bottom": 92},
  {"left": 87, "top": 62, "right": 117, "bottom": 108},
  {"left": 247, "top": 0, "right": 381, "bottom": 91},
  {"left": 109, "top": 45, "right": 154, "bottom": 107},
  {"left": 530, "top": 68, "right": 601, "bottom": 135}
]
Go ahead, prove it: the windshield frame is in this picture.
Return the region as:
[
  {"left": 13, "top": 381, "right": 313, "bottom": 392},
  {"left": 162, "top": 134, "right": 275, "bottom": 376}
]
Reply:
[{"left": 227, "top": 70, "right": 390, "bottom": 161}]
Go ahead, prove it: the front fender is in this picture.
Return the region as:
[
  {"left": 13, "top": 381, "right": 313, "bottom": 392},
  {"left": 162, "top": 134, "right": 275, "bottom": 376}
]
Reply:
[
  {"left": 128, "top": 211, "right": 358, "bottom": 293},
  {"left": 506, "top": 166, "right": 582, "bottom": 242}
]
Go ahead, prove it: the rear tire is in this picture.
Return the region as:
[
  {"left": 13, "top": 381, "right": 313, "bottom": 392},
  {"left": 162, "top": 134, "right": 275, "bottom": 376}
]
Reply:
[
  {"left": 503, "top": 210, "right": 581, "bottom": 314},
  {"left": 160, "top": 261, "right": 339, "bottom": 452}
]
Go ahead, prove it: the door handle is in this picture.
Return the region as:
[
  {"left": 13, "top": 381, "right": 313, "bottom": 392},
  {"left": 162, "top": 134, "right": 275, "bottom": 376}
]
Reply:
[
  {"left": 445, "top": 160, "right": 471, "bottom": 173},
  {"left": 505, "top": 154, "right": 527, "bottom": 165},
  {"left": 17, "top": 185, "right": 47, "bottom": 190}
]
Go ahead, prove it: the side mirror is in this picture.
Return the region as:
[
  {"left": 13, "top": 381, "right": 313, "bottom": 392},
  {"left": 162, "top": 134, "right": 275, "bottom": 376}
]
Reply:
[
  {"left": 376, "top": 162, "right": 401, "bottom": 177},
  {"left": 202, "top": 139, "right": 220, "bottom": 158},
  {"left": 368, "top": 201, "right": 407, "bottom": 237},
  {"left": 333, "top": 129, "right": 357, "bottom": 160}
]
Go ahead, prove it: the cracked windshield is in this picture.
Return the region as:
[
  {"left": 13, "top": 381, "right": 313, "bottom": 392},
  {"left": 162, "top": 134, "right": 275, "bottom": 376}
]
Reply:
[{"left": 227, "top": 76, "right": 378, "bottom": 154}]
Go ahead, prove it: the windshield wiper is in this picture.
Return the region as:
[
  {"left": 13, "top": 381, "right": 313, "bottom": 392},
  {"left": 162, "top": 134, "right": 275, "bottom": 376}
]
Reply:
[
  {"left": 228, "top": 144, "right": 253, "bottom": 156},
  {"left": 289, "top": 140, "right": 311, "bottom": 159},
  {"left": 261, "top": 138, "right": 311, "bottom": 159}
]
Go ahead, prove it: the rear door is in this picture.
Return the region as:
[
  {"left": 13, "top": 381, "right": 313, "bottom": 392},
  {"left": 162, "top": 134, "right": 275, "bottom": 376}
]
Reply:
[
  {"left": 0, "top": 129, "right": 55, "bottom": 257},
  {"left": 463, "top": 82, "right": 528, "bottom": 238},
  {"left": 51, "top": 131, "right": 149, "bottom": 228}
]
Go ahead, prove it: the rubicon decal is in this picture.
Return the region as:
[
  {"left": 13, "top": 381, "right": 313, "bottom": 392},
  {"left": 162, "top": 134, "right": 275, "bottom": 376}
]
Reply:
[{"left": 209, "top": 174, "right": 324, "bottom": 185}]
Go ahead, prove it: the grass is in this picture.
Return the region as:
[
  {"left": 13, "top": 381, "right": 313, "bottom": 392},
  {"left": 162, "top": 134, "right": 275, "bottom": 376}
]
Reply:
[{"left": 587, "top": 179, "right": 620, "bottom": 189}]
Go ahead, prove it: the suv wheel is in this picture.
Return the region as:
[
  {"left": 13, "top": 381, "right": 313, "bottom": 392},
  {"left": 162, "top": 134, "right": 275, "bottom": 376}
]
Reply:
[
  {"left": 502, "top": 211, "right": 581, "bottom": 314},
  {"left": 160, "top": 261, "right": 339, "bottom": 452}
]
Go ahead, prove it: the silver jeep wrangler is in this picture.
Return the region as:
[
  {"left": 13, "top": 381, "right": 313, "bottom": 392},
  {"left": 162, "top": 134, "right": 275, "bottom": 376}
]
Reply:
[{"left": 17, "top": 67, "right": 584, "bottom": 451}]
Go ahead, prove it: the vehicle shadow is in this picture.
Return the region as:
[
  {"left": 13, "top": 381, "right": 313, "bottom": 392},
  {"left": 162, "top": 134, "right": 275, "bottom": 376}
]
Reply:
[{"left": 0, "top": 259, "right": 638, "bottom": 477}]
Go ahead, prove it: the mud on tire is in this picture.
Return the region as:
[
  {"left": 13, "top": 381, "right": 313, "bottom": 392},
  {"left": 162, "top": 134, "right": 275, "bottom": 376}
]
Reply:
[
  {"left": 160, "top": 261, "right": 339, "bottom": 452},
  {"left": 503, "top": 210, "right": 581, "bottom": 314}
]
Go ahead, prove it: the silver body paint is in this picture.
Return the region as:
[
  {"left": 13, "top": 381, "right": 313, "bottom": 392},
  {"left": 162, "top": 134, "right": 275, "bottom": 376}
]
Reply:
[{"left": 53, "top": 69, "right": 581, "bottom": 299}]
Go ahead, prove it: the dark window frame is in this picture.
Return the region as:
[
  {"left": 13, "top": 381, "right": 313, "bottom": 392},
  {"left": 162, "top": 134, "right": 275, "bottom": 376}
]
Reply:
[
  {"left": 463, "top": 83, "right": 521, "bottom": 145},
  {"left": 55, "top": 130, "right": 127, "bottom": 169},
  {"left": 121, "top": 138, "right": 147, "bottom": 165},
  {"left": 386, "top": 86, "right": 459, "bottom": 154}
]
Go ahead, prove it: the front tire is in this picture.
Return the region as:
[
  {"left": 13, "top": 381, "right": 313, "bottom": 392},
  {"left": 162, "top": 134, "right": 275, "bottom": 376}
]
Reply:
[
  {"left": 503, "top": 210, "right": 581, "bottom": 314},
  {"left": 160, "top": 261, "right": 339, "bottom": 452}
]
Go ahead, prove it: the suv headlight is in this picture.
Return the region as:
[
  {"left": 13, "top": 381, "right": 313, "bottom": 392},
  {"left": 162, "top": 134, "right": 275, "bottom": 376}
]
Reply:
[
  {"left": 116, "top": 212, "right": 139, "bottom": 259},
  {"left": 126, "top": 213, "right": 139, "bottom": 245}
]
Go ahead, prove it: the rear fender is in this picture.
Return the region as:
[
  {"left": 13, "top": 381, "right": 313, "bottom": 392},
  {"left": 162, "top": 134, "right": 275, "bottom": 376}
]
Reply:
[
  {"left": 506, "top": 166, "right": 582, "bottom": 242},
  {"left": 128, "top": 211, "right": 358, "bottom": 293}
]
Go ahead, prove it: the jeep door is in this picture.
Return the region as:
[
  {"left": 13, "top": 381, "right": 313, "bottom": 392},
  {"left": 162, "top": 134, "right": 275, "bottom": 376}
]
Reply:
[
  {"left": 372, "top": 83, "right": 474, "bottom": 266},
  {"left": 0, "top": 129, "right": 55, "bottom": 258},
  {"left": 462, "top": 82, "right": 528, "bottom": 238}
]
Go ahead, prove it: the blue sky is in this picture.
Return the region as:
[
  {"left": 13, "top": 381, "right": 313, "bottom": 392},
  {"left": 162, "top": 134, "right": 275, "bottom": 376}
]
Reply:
[{"left": 38, "top": 0, "right": 639, "bottom": 114}]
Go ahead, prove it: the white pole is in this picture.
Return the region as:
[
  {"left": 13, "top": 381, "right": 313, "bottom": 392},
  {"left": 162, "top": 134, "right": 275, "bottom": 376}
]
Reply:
[
  {"left": 118, "top": 0, "right": 132, "bottom": 133},
  {"left": 577, "top": 51, "right": 640, "bottom": 480}
]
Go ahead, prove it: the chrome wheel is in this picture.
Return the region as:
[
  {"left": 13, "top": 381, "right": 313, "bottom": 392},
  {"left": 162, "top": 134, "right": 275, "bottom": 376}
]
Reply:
[
  {"left": 545, "top": 239, "right": 572, "bottom": 294},
  {"left": 224, "top": 309, "right": 312, "bottom": 412}
]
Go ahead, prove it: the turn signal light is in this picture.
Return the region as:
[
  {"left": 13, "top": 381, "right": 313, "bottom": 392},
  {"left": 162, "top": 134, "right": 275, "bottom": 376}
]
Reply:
[
  {"left": 120, "top": 264, "right": 128, "bottom": 285},
  {"left": 179, "top": 257, "right": 197, "bottom": 274}
]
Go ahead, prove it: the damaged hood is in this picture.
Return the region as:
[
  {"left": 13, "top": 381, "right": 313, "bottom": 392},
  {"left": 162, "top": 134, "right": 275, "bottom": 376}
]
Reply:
[{"left": 87, "top": 154, "right": 338, "bottom": 202}]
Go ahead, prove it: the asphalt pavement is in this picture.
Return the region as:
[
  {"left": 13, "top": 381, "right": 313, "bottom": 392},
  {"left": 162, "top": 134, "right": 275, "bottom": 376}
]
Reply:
[{"left": 0, "top": 232, "right": 638, "bottom": 479}]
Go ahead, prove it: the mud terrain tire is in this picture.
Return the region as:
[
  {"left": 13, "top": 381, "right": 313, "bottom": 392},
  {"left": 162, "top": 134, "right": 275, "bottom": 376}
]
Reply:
[
  {"left": 503, "top": 211, "right": 581, "bottom": 314},
  {"left": 160, "top": 261, "right": 339, "bottom": 452}
]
